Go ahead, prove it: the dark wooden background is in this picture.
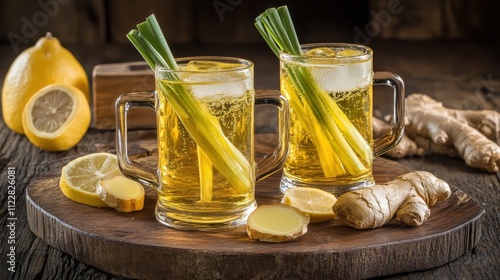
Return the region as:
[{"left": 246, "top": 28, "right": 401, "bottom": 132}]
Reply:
[{"left": 1, "top": 0, "right": 499, "bottom": 46}]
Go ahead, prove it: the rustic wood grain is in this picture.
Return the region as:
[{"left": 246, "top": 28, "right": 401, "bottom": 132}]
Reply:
[
  {"left": 92, "top": 61, "right": 155, "bottom": 129},
  {"left": 25, "top": 150, "right": 484, "bottom": 279}
]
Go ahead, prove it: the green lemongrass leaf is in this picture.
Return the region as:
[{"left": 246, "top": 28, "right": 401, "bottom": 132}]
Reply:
[
  {"left": 254, "top": 20, "right": 280, "bottom": 57},
  {"left": 276, "top": 6, "right": 301, "bottom": 55},
  {"left": 126, "top": 30, "right": 157, "bottom": 70},
  {"left": 266, "top": 8, "right": 294, "bottom": 54},
  {"left": 127, "top": 29, "right": 170, "bottom": 72},
  {"left": 268, "top": 8, "right": 296, "bottom": 54},
  {"left": 138, "top": 15, "right": 178, "bottom": 70},
  {"left": 259, "top": 13, "right": 286, "bottom": 53},
  {"left": 136, "top": 22, "right": 159, "bottom": 61},
  {"left": 139, "top": 33, "right": 170, "bottom": 68},
  {"left": 255, "top": 6, "right": 301, "bottom": 56}
]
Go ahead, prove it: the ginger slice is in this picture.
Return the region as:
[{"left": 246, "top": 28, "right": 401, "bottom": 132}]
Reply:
[
  {"left": 247, "top": 204, "right": 310, "bottom": 243},
  {"left": 97, "top": 176, "right": 145, "bottom": 212}
]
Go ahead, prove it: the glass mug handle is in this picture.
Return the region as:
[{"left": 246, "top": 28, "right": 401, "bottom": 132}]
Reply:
[
  {"left": 115, "top": 90, "right": 290, "bottom": 186},
  {"left": 372, "top": 71, "right": 405, "bottom": 157},
  {"left": 115, "top": 92, "right": 158, "bottom": 187},
  {"left": 254, "top": 90, "right": 290, "bottom": 181}
]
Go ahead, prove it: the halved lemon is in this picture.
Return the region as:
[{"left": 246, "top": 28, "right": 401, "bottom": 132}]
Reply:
[
  {"left": 281, "top": 187, "right": 338, "bottom": 223},
  {"left": 22, "top": 84, "right": 90, "bottom": 151},
  {"left": 60, "top": 153, "right": 123, "bottom": 207}
]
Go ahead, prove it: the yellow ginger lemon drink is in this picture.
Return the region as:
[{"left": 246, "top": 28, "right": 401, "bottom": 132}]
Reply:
[
  {"left": 155, "top": 58, "right": 256, "bottom": 228},
  {"left": 120, "top": 15, "right": 289, "bottom": 231},
  {"left": 117, "top": 56, "right": 289, "bottom": 231},
  {"left": 116, "top": 56, "right": 289, "bottom": 231},
  {"left": 280, "top": 44, "right": 375, "bottom": 194},
  {"left": 253, "top": 7, "right": 404, "bottom": 196}
]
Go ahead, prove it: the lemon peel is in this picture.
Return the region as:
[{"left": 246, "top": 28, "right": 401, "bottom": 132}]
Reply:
[
  {"left": 59, "top": 153, "right": 122, "bottom": 207},
  {"left": 281, "top": 187, "right": 337, "bottom": 223}
]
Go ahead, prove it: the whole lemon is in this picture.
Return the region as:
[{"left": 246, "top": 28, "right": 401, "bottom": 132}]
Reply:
[{"left": 2, "top": 32, "right": 89, "bottom": 134}]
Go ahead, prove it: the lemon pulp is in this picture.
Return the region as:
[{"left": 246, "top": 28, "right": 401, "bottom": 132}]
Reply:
[
  {"left": 282, "top": 187, "right": 338, "bottom": 223},
  {"left": 59, "top": 153, "right": 122, "bottom": 207}
]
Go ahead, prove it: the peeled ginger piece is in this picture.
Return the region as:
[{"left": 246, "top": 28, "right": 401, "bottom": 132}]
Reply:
[
  {"left": 97, "top": 176, "right": 145, "bottom": 212},
  {"left": 247, "top": 204, "right": 310, "bottom": 243}
]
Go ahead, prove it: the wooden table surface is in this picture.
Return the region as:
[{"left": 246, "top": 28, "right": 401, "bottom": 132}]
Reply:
[{"left": 1, "top": 40, "right": 499, "bottom": 279}]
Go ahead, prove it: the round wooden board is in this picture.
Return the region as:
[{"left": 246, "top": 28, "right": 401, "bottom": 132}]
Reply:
[{"left": 26, "top": 156, "right": 484, "bottom": 279}]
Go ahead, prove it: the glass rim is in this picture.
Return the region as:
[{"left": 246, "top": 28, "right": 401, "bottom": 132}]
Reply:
[
  {"left": 279, "top": 43, "right": 373, "bottom": 62},
  {"left": 155, "top": 56, "right": 253, "bottom": 74}
]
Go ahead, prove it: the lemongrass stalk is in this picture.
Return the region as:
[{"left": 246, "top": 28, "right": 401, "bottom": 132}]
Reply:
[
  {"left": 198, "top": 146, "right": 213, "bottom": 202},
  {"left": 137, "top": 15, "right": 214, "bottom": 196},
  {"left": 286, "top": 65, "right": 369, "bottom": 175},
  {"left": 157, "top": 81, "right": 251, "bottom": 193},
  {"left": 255, "top": 6, "right": 371, "bottom": 175},
  {"left": 282, "top": 76, "right": 346, "bottom": 177},
  {"left": 128, "top": 14, "right": 251, "bottom": 194},
  {"left": 319, "top": 79, "right": 372, "bottom": 163},
  {"left": 310, "top": 119, "right": 347, "bottom": 177}
]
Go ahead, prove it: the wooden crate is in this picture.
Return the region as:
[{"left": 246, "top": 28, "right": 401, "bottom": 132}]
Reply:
[{"left": 92, "top": 61, "right": 156, "bottom": 130}]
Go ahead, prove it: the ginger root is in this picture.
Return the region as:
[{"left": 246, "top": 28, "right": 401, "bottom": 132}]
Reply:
[
  {"left": 97, "top": 176, "right": 145, "bottom": 212},
  {"left": 396, "top": 196, "right": 430, "bottom": 227},
  {"left": 332, "top": 171, "right": 450, "bottom": 229},
  {"left": 374, "top": 93, "right": 500, "bottom": 172},
  {"left": 247, "top": 204, "right": 309, "bottom": 242}
]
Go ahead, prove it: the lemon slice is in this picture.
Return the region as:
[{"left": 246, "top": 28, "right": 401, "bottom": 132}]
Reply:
[
  {"left": 59, "top": 153, "right": 123, "bottom": 207},
  {"left": 22, "top": 84, "right": 90, "bottom": 151},
  {"left": 281, "top": 187, "right": 338, "bottom": 223},
  {"left": 184, "top": 60, "right": 243, "bottom": 71},
  {"left": 336, "top": 49, "right": 364, "bottom": 57},
  {"left": 304, "top": 47, "right": 336, "bottom": 57}
]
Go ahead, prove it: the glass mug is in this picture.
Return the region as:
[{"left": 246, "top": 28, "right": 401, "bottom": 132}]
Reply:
[
  {"left": 115, "top": 57, "right": 289, "bottom": 231},
  {"left": 279, "top": 43, "right": 405, "bottom": 195}
]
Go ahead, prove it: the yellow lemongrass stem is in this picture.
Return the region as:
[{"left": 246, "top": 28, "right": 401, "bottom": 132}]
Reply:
[
  {"left": 158, "top": 81, "right": 251, "bottom": 194},
  {"left": 197, "top": 145, "right": 213, "bottom": 202},
  {"left": 282, "top": 76, "right": 346, "bottom": 177},
  {"left": 312, "top": 121, "right": 347, "bottom": 177},
  {"left": 287, "top": 66, "right": 369, "bottom": 175},
  {"left": 318, "top": 76, "right": 372, "bottom": 165}
]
